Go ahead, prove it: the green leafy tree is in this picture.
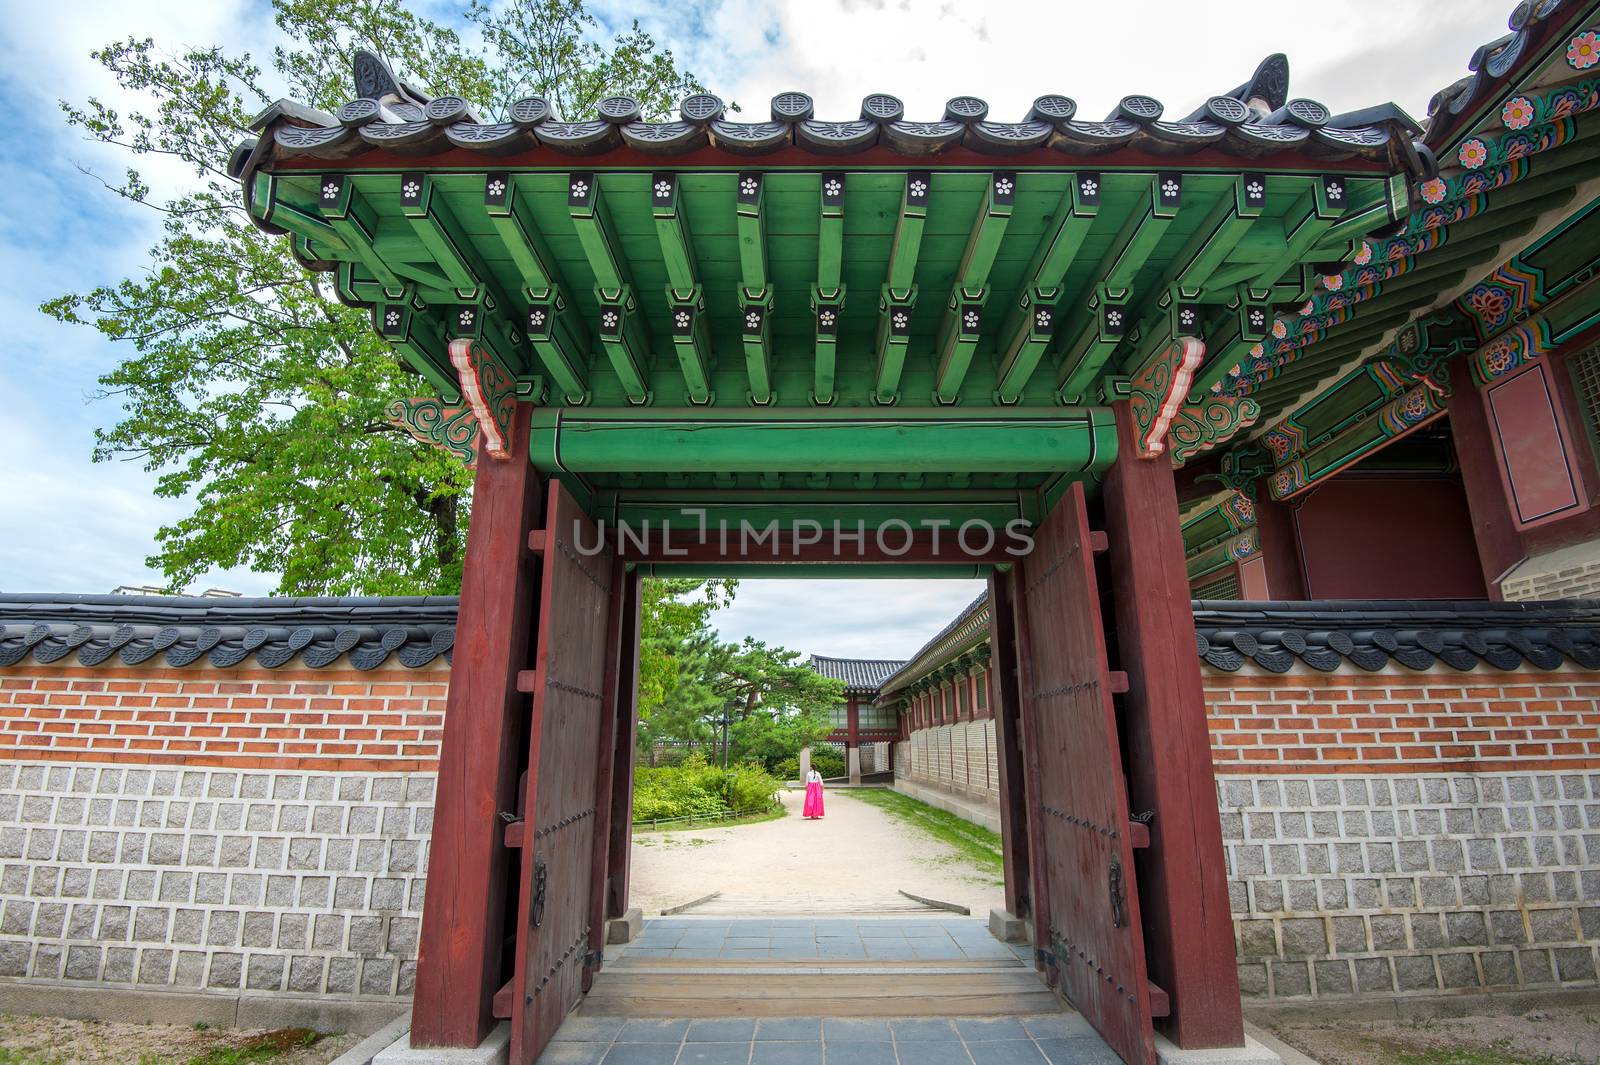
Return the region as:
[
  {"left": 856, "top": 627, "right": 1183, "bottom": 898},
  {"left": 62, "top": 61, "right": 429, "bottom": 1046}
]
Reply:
[{"left": 45, "top": 0, "right": 704, "bottom": 593}]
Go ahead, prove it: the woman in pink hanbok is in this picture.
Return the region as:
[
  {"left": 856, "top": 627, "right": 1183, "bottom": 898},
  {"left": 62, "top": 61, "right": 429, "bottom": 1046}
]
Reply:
[{"left": 802, "top": 767, "right": 825, "bottom": 819}]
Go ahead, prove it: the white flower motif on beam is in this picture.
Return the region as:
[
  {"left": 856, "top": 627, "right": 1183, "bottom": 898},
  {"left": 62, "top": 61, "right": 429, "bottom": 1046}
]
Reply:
[
  {"left": 674, "top": 310, "right": 691, "bottom": 329},
  {"left": 891, "top": 311, "right": 909, "bottom": 330},
  {"left": 1035, "top": 309, "right": 1052, "bottom": 329},
  {"left": 1179, "top": 308, "right": 1196, "bottom": 327},
  {"left": 602, "top": 310, "right": 619, "bottom": 329},
  {"left": 1325, "top": 182, "right": 1343, "bottom": 201},
  {"left": 1160, "top": 179, "right": 1180, "bottom": 198},
  {"left": 1079, "top": 178, "right": 1098, "bottom": 197},
  {"left": 402, "top": 180, "right": 421, "bottom": 198},
  {"left": 823, "top": 179, "right": 843, "bottom": 197},
  {"left": 1248, "top": 310, "right": 1266, "bottom": 327},
  {"left": 1105, "top": 310, "right": 1123, "bottom": 328},
  {"left": 963, "top": 310, "right": 980, "bottom": 330},
  {"left": 654, "top": 180, "right": 673, "bottom": 197},
  {"left": 458, "top": 310, "right": 475, "bottom": 328},
  {"left": 745, "top": 311, "right": 762, "bottom": 331},
  {"left": 819, "top": 310, "right": 836, "bottom": 327},
  {"left": 992, "top": 177, "right": 1012, "bottom": 196},
  {"left": 570, "top": 180, "right": 590, "bottom": 198},
  {"left": 322, "top": 182, "right": 340, "bottom": 199},
  {"left": 911, "top": 178, "right": 930, "bottom": 197},
  {"left": 384, "top": 310, "right": 400, "bottom": 327},
  {"left": 1245, "top": 179, "right": 1264, "bottom": 198},
  {"left": 740, "top": 177, "right": 759, "bottom": 196},
  {"left": 529, "top": 310, "right": 546, "bottom": 327},
  {"left": 487, "top": 179, "right": 506, "bottom": 197}
]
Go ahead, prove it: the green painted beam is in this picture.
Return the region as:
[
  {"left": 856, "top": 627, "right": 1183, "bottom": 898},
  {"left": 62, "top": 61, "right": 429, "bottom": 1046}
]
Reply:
[
  {"left": 255, "top": 172, "right": 346, "bottom": 252},
  {"left": 813, "top": 171, "right": 847, "bottom": 405},
  {"left": 568, "top": 172, "right": 648, "bottom": 402},
  {"left": 874, "top": 171, "right": 931, "bottom": 403},
  {"left": 370, "top": 288, "right": 460, "bottom": 401},
  {"left": 530, "top": 406, "right": 1118, "bottom": 475},
  {"left": 1246, "top": 177, "right": 1349, "bottom": 296},
  {"left": 485, "top": 172, "right": 590, "bottom": 403},
  {"left": 652, "top": 172, "right": 712, "bottom": 405},
  {"left": 1189, "top": 288, "right": 1274, "bottom": 395},
  {"left": 398, "top": 172, "right": 516, "bottom": 310},
  {"left": 1054, "top": 172, "right": 1183, "bottom": 401},
  {"left": 990, "top": 175, "right": 1100, "bottom": 402},
  {"left": 316, "top": 173, "right": 402, "bottom": 291},
  {"left": 736, "top": 171, "right": 774, "bottom": 404},
  {"left": 934, "top": 172, "right": 1015, "bottom": 404}
]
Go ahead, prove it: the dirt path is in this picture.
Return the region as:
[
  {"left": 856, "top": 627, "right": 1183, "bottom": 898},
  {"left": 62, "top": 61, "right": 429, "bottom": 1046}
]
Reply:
[
  {"left": 629, "top": 787, "right": 1005, "bottom": 916},
  {"left": 0, "top": 1015, "right": 360, "bottom": 1065}
]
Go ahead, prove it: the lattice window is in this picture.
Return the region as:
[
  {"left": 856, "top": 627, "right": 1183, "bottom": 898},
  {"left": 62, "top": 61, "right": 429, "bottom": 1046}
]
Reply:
[
  {"left": 1193, "top": 570, "right": 1241, "bottom": 600},
  {"left": 976, "top": 669, "right": 988, "bottom": 710},
  {"left": 1569, "top": 342, "right": 1600, "bottom": 464}
]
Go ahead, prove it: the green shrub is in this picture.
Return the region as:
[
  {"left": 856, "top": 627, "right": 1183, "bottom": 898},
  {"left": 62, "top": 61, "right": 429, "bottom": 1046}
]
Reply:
[
  {"left": 809, "top": 747, "right": 846, "bottom": 779},
  {"left": 723, "top": 763, "right": 781, "bottom": 813},
  {"left": 773, "top": 756, "right": 799, "bottom": 780},
  {"left": 632, "top": 754, "right": 781, "bottom": 821}
]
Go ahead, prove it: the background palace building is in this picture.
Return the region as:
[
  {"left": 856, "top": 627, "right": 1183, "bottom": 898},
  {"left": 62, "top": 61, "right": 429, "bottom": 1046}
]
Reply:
[{"left": 5, "top": 4, "right": 1600, "bottom": 1065}]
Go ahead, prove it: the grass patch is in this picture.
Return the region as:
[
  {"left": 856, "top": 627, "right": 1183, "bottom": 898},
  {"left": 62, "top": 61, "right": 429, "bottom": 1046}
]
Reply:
[
  {"left": 178, "top": 1028, "right": 320, "bottom": 1065},
  {"left": 634, "top": 805, "right": 787, "bottom": 833},
  {"left": 1389, "top": 1048, "right": 1580, "bottom": 1065},
  {"left": 849, "top": 788, "right": 1003, "bottom": 877}
]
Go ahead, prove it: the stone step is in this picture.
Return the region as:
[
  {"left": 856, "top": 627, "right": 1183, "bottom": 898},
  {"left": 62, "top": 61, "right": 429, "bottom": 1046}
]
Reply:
[{"left": 579, "top": 968, "right": 1060, "bottom": 1018}]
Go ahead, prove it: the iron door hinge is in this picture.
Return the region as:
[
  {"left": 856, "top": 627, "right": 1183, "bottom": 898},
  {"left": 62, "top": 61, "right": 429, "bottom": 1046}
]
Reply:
[
  {"left": 1108, "top": 857, "right": 1126, "bottom": 929},
  {"left": 532, "top": 857, "right": 548, "bottom": 928}
]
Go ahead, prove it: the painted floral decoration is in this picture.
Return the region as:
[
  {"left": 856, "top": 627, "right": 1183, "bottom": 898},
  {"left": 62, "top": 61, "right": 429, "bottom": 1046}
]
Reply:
[
  {"left": 991, "top": 177, "right": 1010, "bottom": 196},
  {"left": 1458, "top": 138, "right": 1489, "bottom": 169},
  {"left": 602, "top": 310, "right": 619, "bottom": 328},
  {"left": 824, "top": 179, "right": 842, "bottom": 197},
  {"left": 1401, "top": 389, "right": 1430, "bottom": 421},
  {"left": 385, "top": 310, "right": 400, "bottom": 327},
  {"left": 1105, "top": 310, "right": 1123, "bottom": 328},
  {"left": 1501, "top": 96, "right": 1536, "bottom": 130},
  {"left": 570, "top": 180, "right": 589, "bottom": 198},
  {"left": 402, "top": 180, "right": 421, "bottom": 198},
  {"left": 1160, "top": 178, "right": 1180, "bottom": 198},
  {"left": 1080, "top": 178, "right": 1098, "bottom": 197},
  {"left": 674, "top": 311, "right": 690, "bottom": 329},
  {"left": 1323, "top": 273, "right": 1344, "bottom": 292},
  {"left": 487, "top": 179, "right": 506, "bottom": 197},
  {"left": 1035, "top": 309, "right": 1052, "bottom": 329},
  {"left": 1482, "top": 336, "right": 1517, "bottom": 376},
  {"left": 1354, "top": 241, "right": 1374, "bottom": 265},
  {"left": 740, "top": 177, "right": 758, "bottom": 196},
  {"left": 819, "top": 310, "right": 836, "bottom": 327},
  {"left": 653, "top": 180, "right": 672, "bottom": 197},
  {"left": 1568, "top": 31, "right": 1600, "bottom": 70},
  {"left": 963, "top": 310, "right": 980, "bottom": 330},
  {"left": 1466, "top": 283, "right": 1511, "bottom": 329},
  {"left": 911, "top": 179, "right": 930, "bottom": 197},
  {"left": 1272, "top": 320, "right": 1289, "bottom": 339},
  {"left": 892, "top": 311, "right": 910, "bottom": 329},
  {"left": 529, "top": 310, "right": 546, "bottom": 327},
  {"left": 322, "top": 182, "right": 340, "bottom": 198},
  {"left": 745, "top": 311, "right": 761, "bottom": 331}
]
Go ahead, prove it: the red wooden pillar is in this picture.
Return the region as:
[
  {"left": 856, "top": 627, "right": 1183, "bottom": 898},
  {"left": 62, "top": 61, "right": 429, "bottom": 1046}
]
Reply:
[
  {"left": 1252, "top": 489, "right": 1306, "bottom": 600},
  {"left": 605, "top": 571, "right": 644, "bottom": 921},
  {"left": 987, "top": 569, "right": 1032, "bottom": 922},
  {"left": 1101, "top": 402, "right": 1244, "bottom": 1049},
  {"left": 1448, "top": 359, "right": 1524, "bottom": 598},
  {"left": 413, "top": 405, "right": 542, "bottom": 1049}
]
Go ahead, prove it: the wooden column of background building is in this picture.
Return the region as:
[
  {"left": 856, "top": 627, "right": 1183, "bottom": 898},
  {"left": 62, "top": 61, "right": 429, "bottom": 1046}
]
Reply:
[
  {"left": 1447, "top": 359, "right": 1524, "bottom": 597},
  {"left": 606, "top": 571, "right": 644, "bottom": 922},
  {"left": 413, "top": 405, "right": 542, "bottom": 1049},
  {"left": 1101, "top": 402, "right": 1244, "bottom": 1049},
  {"left": 987, "top": 570, "right": 1032, "bottom": 923}
]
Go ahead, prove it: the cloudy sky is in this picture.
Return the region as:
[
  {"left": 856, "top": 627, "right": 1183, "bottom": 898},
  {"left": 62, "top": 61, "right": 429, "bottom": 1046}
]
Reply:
[{"left": 0, "top": 0, "right": 1511, "bottom": 659}]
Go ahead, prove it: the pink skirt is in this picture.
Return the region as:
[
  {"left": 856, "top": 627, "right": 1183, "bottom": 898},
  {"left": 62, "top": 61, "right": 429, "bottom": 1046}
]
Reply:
[{"left": 803, "top": 781, "right": 825, "bottom": 818}]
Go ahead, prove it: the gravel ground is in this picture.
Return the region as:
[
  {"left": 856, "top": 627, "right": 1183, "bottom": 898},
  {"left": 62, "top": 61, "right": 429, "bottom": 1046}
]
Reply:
[
  {"left": 1265, "top": 1004, "right": 1600, "bottom": 1065},
  {"left": 629, "top": 786, "right": 1006, "bottom": 916},
  {"left": 0, "top": 1014, "right": 361, "bottom": 1065}
]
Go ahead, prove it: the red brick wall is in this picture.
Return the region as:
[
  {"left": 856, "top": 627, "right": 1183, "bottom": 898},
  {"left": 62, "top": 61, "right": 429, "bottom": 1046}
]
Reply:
[
  {"left": 0, "top": 664, "right": 449, "bottom": 772},
  {"left": 1204, "top": 669, "right": 1600, "bottom": 774}
]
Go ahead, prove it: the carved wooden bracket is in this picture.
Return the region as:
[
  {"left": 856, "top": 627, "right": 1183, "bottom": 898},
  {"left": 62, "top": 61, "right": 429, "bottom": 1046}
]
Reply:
[
  {"left": 385, "top": 396, "right": 478, "bottom": 467},
  {"left": 449, "top": 338, "right": 519, "bottom": 460},
  {"left": 1129, "top": 337, "right": 1205, "bottom": 458}
]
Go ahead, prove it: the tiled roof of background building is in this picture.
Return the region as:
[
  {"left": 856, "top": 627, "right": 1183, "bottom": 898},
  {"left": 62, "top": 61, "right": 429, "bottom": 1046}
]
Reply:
[{"left": 807, "top": 655, "right": 907, "bottom": 694}]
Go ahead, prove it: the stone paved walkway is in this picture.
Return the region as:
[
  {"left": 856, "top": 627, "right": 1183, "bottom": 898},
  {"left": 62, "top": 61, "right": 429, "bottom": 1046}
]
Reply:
[{"left": 534, "top": 1014, "right": 1119, "bottom": 1064}]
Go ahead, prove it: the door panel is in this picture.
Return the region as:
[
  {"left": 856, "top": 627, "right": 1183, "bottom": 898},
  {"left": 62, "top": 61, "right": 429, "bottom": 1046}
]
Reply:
[
  {"left": 1016, "top": 481, "right": 1155, "bottom": 1065},
  {"left": 511, "top": 482, "right": 615, "bottom": 1065}
]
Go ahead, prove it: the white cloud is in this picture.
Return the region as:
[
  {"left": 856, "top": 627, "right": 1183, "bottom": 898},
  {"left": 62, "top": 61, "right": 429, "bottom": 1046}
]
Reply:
[{"left": 713, "top": 578, "right": 985, "bottom": 659}]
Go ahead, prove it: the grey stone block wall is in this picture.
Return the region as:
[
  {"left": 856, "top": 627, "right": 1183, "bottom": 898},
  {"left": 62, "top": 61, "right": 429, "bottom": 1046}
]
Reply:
[
  {"left": 0, "top": 761, "right": 433, "bottom": 999},
  {"left": 1223, "top": 771, "right": 1600, "bottom": 999}
]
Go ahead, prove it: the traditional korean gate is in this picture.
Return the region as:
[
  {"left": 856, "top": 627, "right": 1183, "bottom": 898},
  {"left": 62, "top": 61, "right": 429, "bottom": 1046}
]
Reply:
[
  {"left": 1015, "top": 481, "right": 1156, "bottom": 1065},
  {"left": 510, "top": 483, "right": 615, "bottom": 1065}
]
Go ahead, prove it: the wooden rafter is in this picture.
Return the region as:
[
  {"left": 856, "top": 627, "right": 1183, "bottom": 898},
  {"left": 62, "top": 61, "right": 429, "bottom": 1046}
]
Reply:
[
  {"left": 1055, "top": 172, "right": 1183, "bottom": 401},
  {"left": 652, "top": 172, "right": 712, "bottom": 405},
  {"left": 874, "top": 171, "right": 930, "bottom": 404},
  {"left": 569, "top": 172, "right": 649, "bottom": 402},
  {"left": 736, "top": 171, "right": 773, "bottom": 404},
  {"left": 485, "top": 172, "right": 590, "bottom": 404},
  {"left": 933, "top": 171, "right": 1015, "bottom": 404}
]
